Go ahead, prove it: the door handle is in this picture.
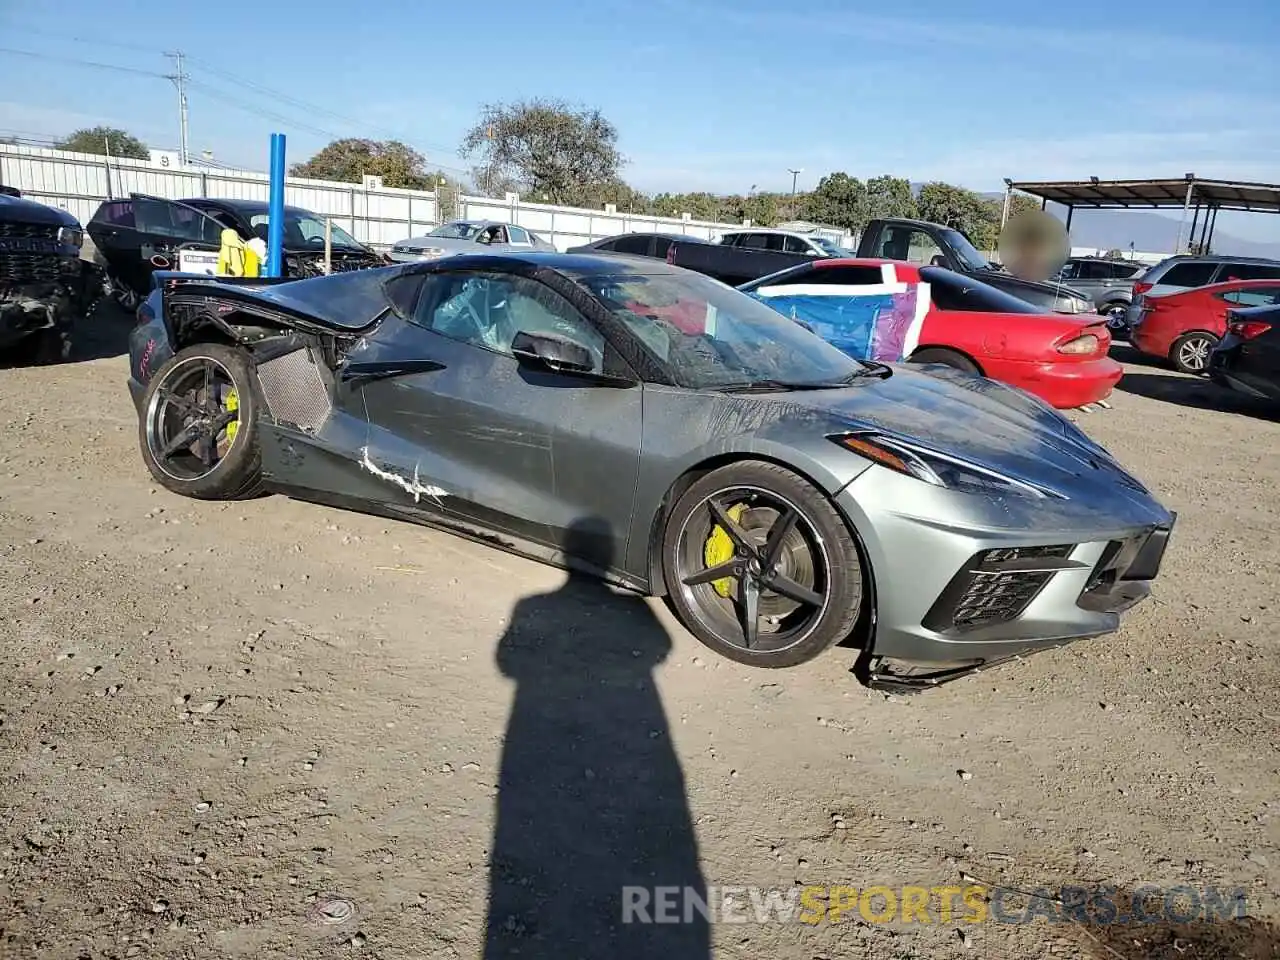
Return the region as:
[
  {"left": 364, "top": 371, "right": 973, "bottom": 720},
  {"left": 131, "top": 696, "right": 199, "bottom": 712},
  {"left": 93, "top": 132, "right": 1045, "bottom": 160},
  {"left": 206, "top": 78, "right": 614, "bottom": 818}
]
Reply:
[{"left": 339, "top": 359, "right": 447, "bottom": 384}]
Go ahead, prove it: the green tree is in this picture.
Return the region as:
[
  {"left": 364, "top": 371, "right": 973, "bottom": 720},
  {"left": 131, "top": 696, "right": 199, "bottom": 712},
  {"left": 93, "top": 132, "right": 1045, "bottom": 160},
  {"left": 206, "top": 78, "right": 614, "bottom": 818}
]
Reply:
[
  {"left": 1008, "top": 192, "right": 1042, "bottom": 221},
  {"left": 422, "top": 169, "right": 468, "bottom": 220},
  {"left": 917, "top": 181, "right": 1001, "bottom": 248},
  {"left": 801, "top": 172, "right": 868, "bottom": 231},
  {"left": 56, "top": 126, "right": 149, "bottom": 159},
  {"left": 291, "top": 138, "right": 434, "bottom": 190},
  {"left": 864, "top": 175, "right": 917, "bottom": 222},
  {"left": 460, "top": 99, "right": 624, "bottom": 206},
  {"left": 650, "top": 192, "right": 722, "bottom": 221}
]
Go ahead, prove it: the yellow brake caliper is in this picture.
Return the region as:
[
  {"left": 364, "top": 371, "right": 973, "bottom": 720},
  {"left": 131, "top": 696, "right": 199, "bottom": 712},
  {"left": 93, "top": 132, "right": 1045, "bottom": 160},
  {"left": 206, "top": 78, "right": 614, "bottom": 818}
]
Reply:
[
  {"left": 224, "top": 388, "right": 240, "bottom": 446},
  {"left": 703, "top": 502, "right": 748, "bottom": 598}
]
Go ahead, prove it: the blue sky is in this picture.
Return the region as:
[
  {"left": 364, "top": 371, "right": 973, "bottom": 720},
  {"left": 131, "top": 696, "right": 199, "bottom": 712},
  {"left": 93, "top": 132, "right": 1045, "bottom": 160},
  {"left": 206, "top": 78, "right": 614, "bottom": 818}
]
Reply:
[{"left": 2, "top": 0, "right": 1278, "bottom": 240}]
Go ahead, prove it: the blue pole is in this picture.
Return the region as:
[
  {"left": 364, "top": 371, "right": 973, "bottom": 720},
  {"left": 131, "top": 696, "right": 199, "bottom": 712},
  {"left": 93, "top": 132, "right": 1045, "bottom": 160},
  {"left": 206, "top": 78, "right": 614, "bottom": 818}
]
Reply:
[{"left": 266, "top": 132, "right": 286, "bottom": 277}]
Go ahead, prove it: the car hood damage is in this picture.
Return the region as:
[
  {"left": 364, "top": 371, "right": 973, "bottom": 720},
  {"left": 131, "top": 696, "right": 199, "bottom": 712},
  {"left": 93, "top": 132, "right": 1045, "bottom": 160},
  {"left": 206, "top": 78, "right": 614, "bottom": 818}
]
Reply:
[{"left": 756, "top": 363, "right": 1153, "bottom": 506}]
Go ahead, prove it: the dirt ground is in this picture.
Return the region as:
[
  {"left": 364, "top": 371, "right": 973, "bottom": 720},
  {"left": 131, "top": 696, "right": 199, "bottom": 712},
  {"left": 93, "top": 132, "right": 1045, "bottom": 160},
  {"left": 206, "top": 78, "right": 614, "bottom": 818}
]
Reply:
[{"left": 1, "top": 310, "right": 1277, "bottom": 960}]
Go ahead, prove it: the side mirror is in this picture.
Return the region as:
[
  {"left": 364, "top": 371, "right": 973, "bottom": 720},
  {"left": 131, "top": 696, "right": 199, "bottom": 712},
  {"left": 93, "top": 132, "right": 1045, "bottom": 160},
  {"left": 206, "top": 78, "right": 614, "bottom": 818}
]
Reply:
[{"left": 511, "top": 331, "right": 594, "bottom": 374}]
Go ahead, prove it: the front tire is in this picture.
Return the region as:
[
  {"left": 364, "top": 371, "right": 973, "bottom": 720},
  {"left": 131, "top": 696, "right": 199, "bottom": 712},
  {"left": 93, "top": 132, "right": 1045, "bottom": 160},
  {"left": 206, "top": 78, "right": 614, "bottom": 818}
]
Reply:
[
  {"left": 1170, "top": 331, "right": 1217, "bottom": 374},
  {"left": 138, "top": 342, "right": 264, "bottom": 500},
  {"left": 660, "top": 461, "right": 865, "bottom": 668},
  {"left": 5, "top": 327, "right": 69, "bottom": 366}
]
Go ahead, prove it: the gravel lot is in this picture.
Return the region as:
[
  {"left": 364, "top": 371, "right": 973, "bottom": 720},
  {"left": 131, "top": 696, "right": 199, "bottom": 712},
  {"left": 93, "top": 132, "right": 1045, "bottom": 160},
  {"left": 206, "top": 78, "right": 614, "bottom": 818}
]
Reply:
[{"left": 1, "top": 311, "right": 1277, "bottom": 960}]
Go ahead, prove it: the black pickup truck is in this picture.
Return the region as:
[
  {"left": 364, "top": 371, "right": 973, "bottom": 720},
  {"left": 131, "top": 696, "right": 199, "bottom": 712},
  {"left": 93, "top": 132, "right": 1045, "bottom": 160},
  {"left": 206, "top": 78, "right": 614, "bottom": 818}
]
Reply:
[
  {"left": 0, "top": 186, "right": 102, "bottom": 363},
  {"left": 666, "top": 216, "right": 1094, "bottom": 314}
]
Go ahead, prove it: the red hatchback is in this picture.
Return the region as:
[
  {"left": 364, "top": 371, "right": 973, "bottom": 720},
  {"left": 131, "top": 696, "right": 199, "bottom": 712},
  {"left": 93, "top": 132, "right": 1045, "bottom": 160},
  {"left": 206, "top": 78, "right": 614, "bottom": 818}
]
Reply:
[
  {"left": 741, "top": 258, "right": 1122, "bottom": 409},
  {"left": 1130, "top": 279, "right": 1280, "bottom": 374}
]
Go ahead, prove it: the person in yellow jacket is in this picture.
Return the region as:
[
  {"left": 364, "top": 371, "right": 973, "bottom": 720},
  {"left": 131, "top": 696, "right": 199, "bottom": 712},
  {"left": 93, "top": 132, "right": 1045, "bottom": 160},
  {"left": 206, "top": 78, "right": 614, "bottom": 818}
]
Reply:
[{"left": 216, "top": 228, "right": 260, "bottom": 277}]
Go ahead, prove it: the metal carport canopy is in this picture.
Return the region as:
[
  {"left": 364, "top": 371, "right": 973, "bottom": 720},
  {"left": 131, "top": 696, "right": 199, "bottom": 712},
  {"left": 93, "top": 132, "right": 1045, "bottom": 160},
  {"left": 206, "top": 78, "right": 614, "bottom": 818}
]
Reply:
[{"left": 1004, "top": 175, "right": 1280, "bottom": 254}]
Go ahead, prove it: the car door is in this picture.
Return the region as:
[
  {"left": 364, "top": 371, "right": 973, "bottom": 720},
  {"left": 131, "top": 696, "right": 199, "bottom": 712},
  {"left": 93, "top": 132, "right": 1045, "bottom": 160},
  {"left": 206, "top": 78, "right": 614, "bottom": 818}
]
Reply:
[
  {"left": 87, "top": 198, "right": 148, "bottom": 292},
  {"left": 506, "top": 225, "right": 534, "bottom": 249},
  {"left": 133, "top": 195, "right": 224, "bottom": 281},
  {"left": 355, "top": 268, "right": 644, "bottom": 558},
  {"left": 609, "top": 234, "right": 654, "bottom": 257},
  {"left": 782, "top": 234, "right": 819, "bottom": 257},
  {"left": 1218, "top": 286, "right": 1280, "bottom": 311}
]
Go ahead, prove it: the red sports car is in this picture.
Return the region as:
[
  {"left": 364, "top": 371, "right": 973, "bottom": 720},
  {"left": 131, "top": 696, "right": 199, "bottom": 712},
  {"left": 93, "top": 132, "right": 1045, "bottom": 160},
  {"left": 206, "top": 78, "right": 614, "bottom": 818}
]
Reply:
[
  {"left": 740, "top": 258, "right": 1122, "bottom": 409},
  {"left": 1129, "top": 278, "right": 1280, "bottom": 374}
]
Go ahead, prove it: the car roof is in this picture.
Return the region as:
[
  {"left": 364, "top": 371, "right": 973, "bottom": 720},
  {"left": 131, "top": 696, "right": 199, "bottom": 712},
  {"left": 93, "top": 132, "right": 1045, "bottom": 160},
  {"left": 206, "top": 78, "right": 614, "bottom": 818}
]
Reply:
[
  {"left": 1166, "top": 277, "right": 1280, "bottom": 296},
  {"left": 596, "top": 231, "right": 698, "bottom": 241},
  {"left": 722, "top": 228, "right": 817, "bottom": 237},
  {"left": 181, "top": 197, "right": 314, "bottom": 218},
  {"left": 421, "top": 250, "right": 688, "bottom": 277},
  {"left": 439, "top": 219, "right": 509, "bottom": 228},
  {"left": 1151, "top": 253, "right": 1280, "bottom": 266}
]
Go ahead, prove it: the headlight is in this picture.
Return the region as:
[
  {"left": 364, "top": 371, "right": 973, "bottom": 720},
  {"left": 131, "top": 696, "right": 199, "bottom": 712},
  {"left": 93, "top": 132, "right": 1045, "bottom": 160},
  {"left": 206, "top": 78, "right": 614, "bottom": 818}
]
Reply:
[
  {"left": 830, "top": 431, "right": 1066, "bottom": 500},
  {"left": 59, "top": 227, "right": 83, "bottom": 249}
]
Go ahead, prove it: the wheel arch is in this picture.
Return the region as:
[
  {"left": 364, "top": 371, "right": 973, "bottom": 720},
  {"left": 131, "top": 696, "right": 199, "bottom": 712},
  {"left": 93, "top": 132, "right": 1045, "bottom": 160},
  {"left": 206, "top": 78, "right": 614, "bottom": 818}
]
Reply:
[
  {"left": 909, "top": 343, "right": 985, "bottom": 375},
  {"left": 642, "top": 451, "right": 878, "bottom": 651},
  {"left": 1168, "top": 328, "right": 1220, "bottom": 359}
]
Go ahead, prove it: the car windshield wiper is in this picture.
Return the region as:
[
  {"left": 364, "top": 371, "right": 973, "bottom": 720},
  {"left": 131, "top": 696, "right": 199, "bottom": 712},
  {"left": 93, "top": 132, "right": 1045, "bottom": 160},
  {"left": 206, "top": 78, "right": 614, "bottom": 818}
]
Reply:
[{"left": 712, "top": 365, "right": 890, "bottom": 393}]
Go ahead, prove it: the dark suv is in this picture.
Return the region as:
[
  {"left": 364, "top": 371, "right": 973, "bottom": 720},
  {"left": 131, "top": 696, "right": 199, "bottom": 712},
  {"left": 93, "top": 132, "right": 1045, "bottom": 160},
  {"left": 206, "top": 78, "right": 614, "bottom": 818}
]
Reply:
[
  {"left": 86, "top": 193, "right": 387, "bottom": 307},
  {"left": 1125, "top": 255, "right": 1280, "bottom": 330},
  {"left": 1, "top": 186, "right": 100, "bottom": 362}
]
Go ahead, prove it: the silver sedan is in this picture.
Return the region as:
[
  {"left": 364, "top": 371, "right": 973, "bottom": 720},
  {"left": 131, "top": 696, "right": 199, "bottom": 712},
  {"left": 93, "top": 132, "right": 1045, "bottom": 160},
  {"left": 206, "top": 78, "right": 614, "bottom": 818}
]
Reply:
[{"left": 389, "top": 220, "right": 556, "bottom": 262}]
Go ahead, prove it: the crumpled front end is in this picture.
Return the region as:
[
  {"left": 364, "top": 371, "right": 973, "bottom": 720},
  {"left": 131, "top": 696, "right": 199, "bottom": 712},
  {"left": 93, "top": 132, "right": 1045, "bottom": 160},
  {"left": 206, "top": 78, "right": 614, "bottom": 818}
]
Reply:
[
  {"left": 0, "top": 260, "right": 103, "bottom": 358},
  {"left": 285, "top": 250, "right": 389, "bottom": 279},
  {"left": 1, "top": 217, "right": 104, "bottom": 358}
]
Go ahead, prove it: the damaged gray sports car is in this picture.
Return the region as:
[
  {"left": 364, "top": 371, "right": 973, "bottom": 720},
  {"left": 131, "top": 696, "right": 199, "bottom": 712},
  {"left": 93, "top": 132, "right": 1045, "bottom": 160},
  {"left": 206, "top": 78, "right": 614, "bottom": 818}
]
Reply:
[{"left": 126, "top": 252, "right": 1174, "bottom": 690}]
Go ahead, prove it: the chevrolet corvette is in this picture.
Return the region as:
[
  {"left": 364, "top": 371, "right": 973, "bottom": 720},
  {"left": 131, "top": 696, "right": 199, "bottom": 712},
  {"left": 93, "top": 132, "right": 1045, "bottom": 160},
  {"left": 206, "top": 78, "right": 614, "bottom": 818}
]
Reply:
[{"left": 126, "top": 252, "right": 1174, "bottom": 689}]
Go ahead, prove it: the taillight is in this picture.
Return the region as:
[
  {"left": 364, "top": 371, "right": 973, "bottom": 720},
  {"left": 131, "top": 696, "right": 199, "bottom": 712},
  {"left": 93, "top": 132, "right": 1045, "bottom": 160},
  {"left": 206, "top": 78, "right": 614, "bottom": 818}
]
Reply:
[
  {"left": 1229, "top": 320, "right": 1272, "bottom": 340},
  {"left": 1058, "top": 333, "right": 1101, "bottom": 355},
  {"left": 1132, "top": 281, "right": 1152, "bottom": 296}
]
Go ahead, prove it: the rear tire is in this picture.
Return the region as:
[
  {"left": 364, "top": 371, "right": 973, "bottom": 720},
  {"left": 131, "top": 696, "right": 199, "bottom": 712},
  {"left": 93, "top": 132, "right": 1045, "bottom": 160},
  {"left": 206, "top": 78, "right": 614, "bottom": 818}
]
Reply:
[
  {"left": 138, "top": 342, "right": 264, "bottom": 500},
  {"left": 909, "top": 347, "right": 981, "bottom": 374},
  {"left": 1169, "top": 331, "right": 1218, "bottom": 375},
  {"left": 660, "top": 460, "right": 865, "bottom": 668}
]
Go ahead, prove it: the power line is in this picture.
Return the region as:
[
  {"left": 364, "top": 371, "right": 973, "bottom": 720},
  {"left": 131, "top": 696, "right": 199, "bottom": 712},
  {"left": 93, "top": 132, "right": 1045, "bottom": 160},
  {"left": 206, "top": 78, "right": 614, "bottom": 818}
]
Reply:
[
  {"left": 180, "top": 53, "right": 462, "bottom": 159},
  {"left": 0, "top": 22, "right": 159, "bottom": 54},
  {"left": 0, "top": 36, "right": 473, "bottom": 177},
  {"left": 0, "top": 46, "right": 166, "bottom": 78},
  {"left": 184, "top": 78, "right": 345, "bottom": 141}
]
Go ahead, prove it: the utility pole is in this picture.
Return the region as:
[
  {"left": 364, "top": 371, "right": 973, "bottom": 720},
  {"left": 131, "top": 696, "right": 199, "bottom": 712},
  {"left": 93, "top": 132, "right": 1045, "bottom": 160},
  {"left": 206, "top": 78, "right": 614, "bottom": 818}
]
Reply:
[
  {"left": 787, "top": 168, "right": 802, "bottom": 218},
  {"left": 164, "top": 50, "right": 190, "bottom": 166}
]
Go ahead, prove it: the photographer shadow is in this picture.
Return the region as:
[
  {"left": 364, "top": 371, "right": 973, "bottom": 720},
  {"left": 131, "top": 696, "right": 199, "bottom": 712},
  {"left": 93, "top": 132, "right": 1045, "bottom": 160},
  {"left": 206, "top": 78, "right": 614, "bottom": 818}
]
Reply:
[{"left": 483, "top": 517, "right": 711, "bottom": 960}]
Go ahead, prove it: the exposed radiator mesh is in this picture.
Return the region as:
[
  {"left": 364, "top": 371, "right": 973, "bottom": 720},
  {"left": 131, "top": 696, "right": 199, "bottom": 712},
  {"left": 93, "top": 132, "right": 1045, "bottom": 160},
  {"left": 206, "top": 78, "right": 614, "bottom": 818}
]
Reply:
[{"left": 255, "top": 347, "right": 332, "bottom": 433}]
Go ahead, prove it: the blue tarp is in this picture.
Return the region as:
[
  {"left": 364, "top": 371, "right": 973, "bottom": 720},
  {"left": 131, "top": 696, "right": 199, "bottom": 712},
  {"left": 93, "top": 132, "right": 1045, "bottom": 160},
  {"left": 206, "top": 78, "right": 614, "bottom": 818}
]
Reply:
[{"left": 748, "top": 285, "right": 927, "bottom": 362}]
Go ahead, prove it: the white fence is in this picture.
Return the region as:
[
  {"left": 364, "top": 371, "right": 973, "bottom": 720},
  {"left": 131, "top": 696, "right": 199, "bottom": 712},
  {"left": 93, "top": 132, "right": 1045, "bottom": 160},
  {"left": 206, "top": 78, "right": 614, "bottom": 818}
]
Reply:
[
  {"left": 0, "top": 144, "right": 757, "bottom": 251},
  {"left": 0, "top": 144, "right": 439, "bottom": 247},
  {"left": 458, "top": 193, "right": 753, "bottom": 249}
]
